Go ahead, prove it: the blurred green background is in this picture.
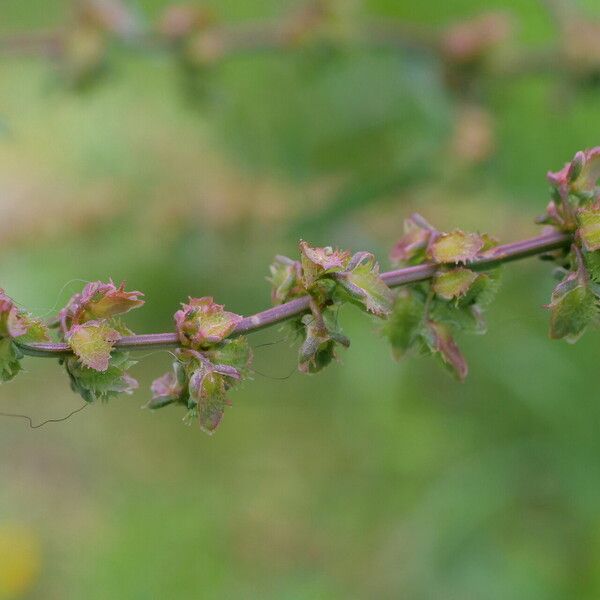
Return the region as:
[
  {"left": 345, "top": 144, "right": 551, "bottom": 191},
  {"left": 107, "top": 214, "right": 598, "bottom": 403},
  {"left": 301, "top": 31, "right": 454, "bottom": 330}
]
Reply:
[{"left": 2, "top": 0, "right": 600, "bottom": 598}]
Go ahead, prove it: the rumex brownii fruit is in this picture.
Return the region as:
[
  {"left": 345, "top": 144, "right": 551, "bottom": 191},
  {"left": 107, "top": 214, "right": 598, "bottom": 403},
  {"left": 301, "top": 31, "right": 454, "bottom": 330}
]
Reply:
[{"left": 7, "top": 150, "right": 600, "bottom": 433}]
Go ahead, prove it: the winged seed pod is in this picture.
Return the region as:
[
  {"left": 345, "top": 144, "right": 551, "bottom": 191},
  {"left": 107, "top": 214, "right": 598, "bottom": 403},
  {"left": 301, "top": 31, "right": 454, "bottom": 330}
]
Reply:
[
  {"left": 0, "top": 290, "right": 49, "bottom": 382},
  {"left": 384, "top": 216, "right": 500, "bottom": 380},
  {"left": 430, "top": 230, "right": 484, "bottom": 264},
  {"left": 432, "top": 268, "right": 478, "bottom": 300},
  {"left": 174, "top": 297, "right": 242, "bottom": 348},
  {"left": 333, "top": 252, "right": 394, "bottom": 317},
  {"left": 150, "top": 299, "right": 251, "bottom": 433},
  {"left": 59, "top": 280, "right": 144, "bottom": 401},
  {"left": 65, "top": 320, "right": 121, "bottom": 371},
  {"left": 389, "top": 214, "right": 435, "bottom": 265},
  {"left": 422, "top": 320, "right": 468, "bottom": 381},
  {"left": 545, "top": 247, "right": 599, "bottom": 344},
  {"left": 299, "top": 240, "right": 351, "bottom": 289},
  {"left": 539, "top": 149, "right": 600, "bottom": 343},
  {"left": 577, "top": 203, "right": 600, "bottom": 252},
  {"left": 188, "top": 360, "right": 240, "bottom": 434},
  {"left": 547, "top": 147, "right": 600, "bottom": 204},
  {"left": 270, "top": 242, "right": 392, "bottom": 374},
  {"left": 268, "top": 255, "right": 303, "bottom": 305},
  {"left": 149, "top": 361, "right": 186, "bottom": 409},
  {"left": 297, "top": 242, "right": 393, "bottom": 316},
  {"left": 298, "top": 309, "right": 350, "bottom": 374},
  {"left": 59, "top": 279, "right": 144, "bottom": 333}
]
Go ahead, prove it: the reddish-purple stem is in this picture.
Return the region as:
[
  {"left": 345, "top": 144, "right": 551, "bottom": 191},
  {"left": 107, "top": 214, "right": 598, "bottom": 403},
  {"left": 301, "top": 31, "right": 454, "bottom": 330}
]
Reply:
[{"left": 17, "top": 231, "right": 571, "bottom": 358}]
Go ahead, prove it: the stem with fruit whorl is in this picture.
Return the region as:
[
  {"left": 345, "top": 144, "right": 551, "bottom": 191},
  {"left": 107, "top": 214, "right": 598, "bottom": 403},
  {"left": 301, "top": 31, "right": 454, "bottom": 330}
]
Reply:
[{"left": 15, "top": 230, "right": 571, "bottom": 358}]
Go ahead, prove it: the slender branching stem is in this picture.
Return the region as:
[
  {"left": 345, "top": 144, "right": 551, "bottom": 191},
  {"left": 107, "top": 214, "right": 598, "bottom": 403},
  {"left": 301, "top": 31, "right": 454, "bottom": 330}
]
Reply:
[{"left": 15, "top": 230, "right": 571, "bottom": 358}]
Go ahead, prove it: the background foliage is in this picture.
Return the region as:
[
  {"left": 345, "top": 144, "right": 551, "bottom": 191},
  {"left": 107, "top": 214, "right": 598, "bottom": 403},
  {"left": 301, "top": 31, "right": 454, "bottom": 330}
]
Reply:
[{"left": 1, "top": 0, "right": 600, "bottom": 598}]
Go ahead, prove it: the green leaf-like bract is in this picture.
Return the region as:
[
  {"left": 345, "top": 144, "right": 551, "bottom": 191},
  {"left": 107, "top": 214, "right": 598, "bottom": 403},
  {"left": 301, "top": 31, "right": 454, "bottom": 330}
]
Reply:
[
  {"left": 384, "top": 289, "right": 470, "bottom": 380},
  {"left": 384, "top": 213, "right": 503, "bottom": 380},
  {"left": 269, "top": 243, "right": 391, "bottom": 376},
  {"left": 383, "top": 290, "right": 424, "bottom": 360},
  {"left": 63, "top": 351, "right": 138, "bottom": 403},
  {"left": 298, "top": 310, "right": 350, "bottom": 374},
  {"left": 584, "top": 250, "right": 600, "bottom": 283},
  {"left": 383, "top": 259, "right": 501, "bottom": 378},
  {"left": 207, "top": 338, "right": 253, "bottom": 378},
  {"left": 547, "top": 271, "right": 598, "bottom": 343},
  {"left": 0, "top": 338, "right": 23, "bottom": 383},
  {"left": 334, "top": 253, "right": 393, "bottom": 317},
  {"left": 188, "top": 365, "right": 228, "bottom": 434},
  {"left": 578, "top": 206, "right": 600, "bottom": 252},
  {"left": 457, "top": 269, "right": 501, "bottom": 309},
  {"left": 188, "top": 360, "right": 244, "bottom": 434}
]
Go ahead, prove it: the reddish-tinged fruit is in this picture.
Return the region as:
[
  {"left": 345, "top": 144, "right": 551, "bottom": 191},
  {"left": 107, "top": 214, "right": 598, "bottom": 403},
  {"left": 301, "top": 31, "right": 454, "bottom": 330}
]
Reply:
[
  {"left": 390, "top": 215, "right": 434, "bottom": 264},
  {"left": 268, "top": 255, "right": 303, "bottom": 305},
  {"left": 66, "top": 320, "right": 120, "bottom": 371},
  {"left": 546, "top": 256, "right": 597, "bottom": 344},
  {"left": 547, "top": 147, "right": 600, "bottom": 201},
  {"left": 188, "top": 361, "right": 240, "bottom": 434},
  {"left": 60, "top": 279, "right": 144, "bottom": 333},
  {"left": 8, "top": 148, "right": 598, "bottom": 433},
  {"left": 0, "top": 289, "right": 50, "bottom": 382},
  {"left": 430, "top": 230, "right": 484, "bottom": 264},
  {"left": 0, "top": 290, "right": 49, "bottom": 342},
  {"left": 151, "top": 372, "right": 176, "bottom": 401},
  {"left": 0, "top": 292, "right": 27, "bottom": 339},
  {"left": 299, "top": 241, "right": 350, "bottom": 288},
  {"left": 423, "top": 320, "right": 468, "bottom": 381},
  {"left": 433, "top": 268, "right": 478, "bottom": 300},
  {"left": 578, "top": 204, "right": 600, "bottom": 251},
  {"left": 175, "top": 297, "right": 242, "bottom": 348}
]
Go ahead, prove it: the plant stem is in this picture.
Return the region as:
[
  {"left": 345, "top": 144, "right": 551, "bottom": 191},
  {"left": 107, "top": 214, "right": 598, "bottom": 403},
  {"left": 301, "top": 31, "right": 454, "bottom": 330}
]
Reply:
[{"left": 16, "top": 230, "right": 571, "bottom": 358}]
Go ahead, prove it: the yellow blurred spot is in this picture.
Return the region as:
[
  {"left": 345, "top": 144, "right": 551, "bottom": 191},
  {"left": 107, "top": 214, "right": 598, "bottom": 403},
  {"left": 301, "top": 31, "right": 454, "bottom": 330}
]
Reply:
[{"left": 0, "top": 524, "right": 40, "bottom": 599}]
